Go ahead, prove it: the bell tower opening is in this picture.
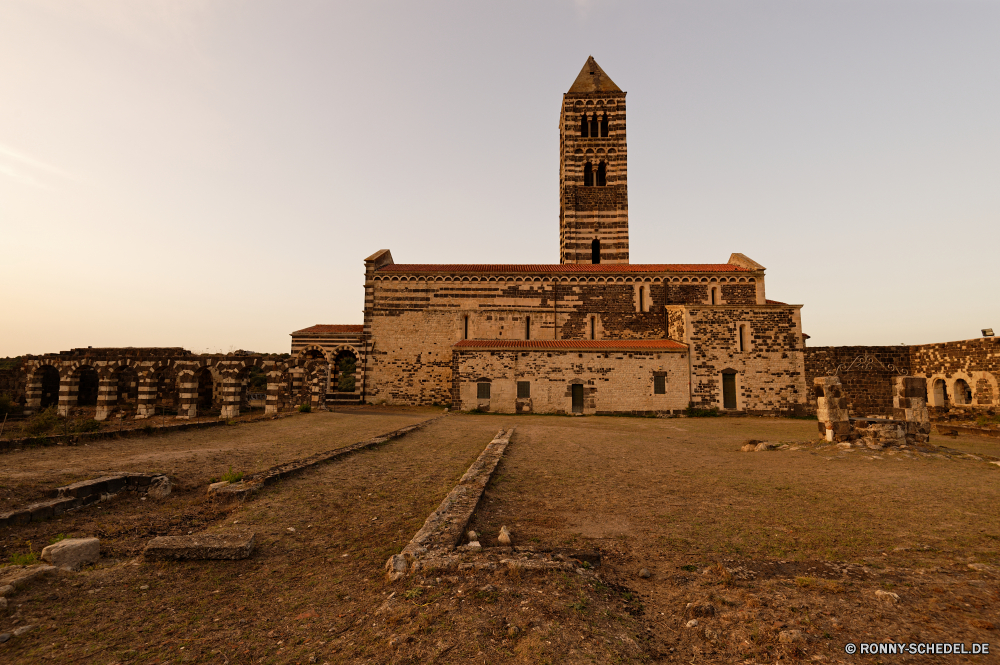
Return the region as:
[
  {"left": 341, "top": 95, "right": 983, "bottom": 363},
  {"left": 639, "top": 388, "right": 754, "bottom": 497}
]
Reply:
[{"left": 559, "top": 56, "right": 628, "bottom": 264}]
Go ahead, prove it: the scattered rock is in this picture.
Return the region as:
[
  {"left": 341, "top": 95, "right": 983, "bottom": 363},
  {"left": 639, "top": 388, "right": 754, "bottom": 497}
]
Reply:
[
  {"left": 498, "top": 526, "right": 512, "bottom": 546},
  {"left": 740, "top": 443, "right": 757, "bottom": 452},
  {"left": 639, "top": 568, "right": 651, "bottom": 579},
  {"left": 385, "top": 554, "right": 408, "bottom": 581},
  {"left": 755, "top": 442, "right": 779, "bottom": 452},
  {"left": 778, "top": 629, "right": 804, "bottom": 644},
  {"left": 287, "top": 527, "right": 296, "bottom": 533},
  {"left": 875, "top": 590, "right": 900, "bottom": 604},
  {"left": 507, "top": 625, "right": 520, "bottom": 638},
  {"left": 836, "top": 442, "right": 853, "bottom": 449},
  {"left": 685, "top": 619, "right": 699, "bottom": 628},
  {"left": 968, "top": 563, "right": 995, "bottom": 573},
  {"left": 207, "top": 481, "right": 230, "bottom": 493},
  {"left": 0, "top": 633, "right": 9, "bottom": 643},
  {"left": 12, "top": 625, "right": 34, "bottom": 637},
  {"left": 0, "top": 585, "right": 12, "bottom": 597},
  {"left": 41, "top": 537, "right": 100, "bottom": 571},
  {"left": 146, "top": 475, "right": 172, "bottom": 500},
  {"left": 466, "top": 530, "right": 477, "bottom": 542},
  {"left": 687, "top": 602, "right": 716, "bottom": 617},
  {"left": 468, "top": 541, "right": 482, "bottom": 553},
  {"left": 139, "top": 585, "right": 149, "bottom": 590}
]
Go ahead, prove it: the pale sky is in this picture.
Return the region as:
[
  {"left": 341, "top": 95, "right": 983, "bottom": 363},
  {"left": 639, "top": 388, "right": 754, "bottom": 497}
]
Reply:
[{"left": 2, "top": 0, "right": 998, "bottom": 356}]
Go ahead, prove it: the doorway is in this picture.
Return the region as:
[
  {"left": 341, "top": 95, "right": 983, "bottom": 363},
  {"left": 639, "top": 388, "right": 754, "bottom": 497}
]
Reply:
[
  {"left": 571, "top": 384, "right": 584, "bottom": 414},
  {"left": 722, "top": 372, "right": 737, "bottom": 410}
]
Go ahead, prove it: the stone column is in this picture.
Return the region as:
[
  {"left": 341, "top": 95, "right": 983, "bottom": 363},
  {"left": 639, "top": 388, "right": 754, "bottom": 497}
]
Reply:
[
  {"left": 893, "top": 376, "right": 932, "bottom": 444},
  {"left": 265, "top": 372, "right": 281, "bottom": 415},
  {"left": 24, "top": 370, "right": 43, "bottom": 415},
  {"left": 94, "top": 376, "right": 116, "bottom": 421},
  {"left": 814, "top": 376, "right": 851, "bottom": 442},
  {"left": 58, "top": 373, "right": 77, "bottom": 417},
  {"left": 220, "top": 376, "right": 241, "bottom": 419},
  {"left": 177, "top": 374, "right": 197, "bottom": 419},
  {"left": 136, "top": 376, "right": 157, "bottom": 419}
]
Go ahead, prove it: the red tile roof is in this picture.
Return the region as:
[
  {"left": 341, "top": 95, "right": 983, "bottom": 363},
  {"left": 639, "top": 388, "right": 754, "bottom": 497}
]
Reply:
[
  {"left": 454, "top": 339, "right": 687, "bottom": 351},
  {"left": 291, "top": 324, "right": 364, "bottom": 335},
  {"left": 378, "top": 263, "right": 748, "bottom": 274}
]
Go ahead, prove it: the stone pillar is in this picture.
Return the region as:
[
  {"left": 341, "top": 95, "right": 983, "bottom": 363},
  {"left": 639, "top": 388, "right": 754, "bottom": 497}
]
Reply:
[
  {"left": 220, "top": 376, "right": 241, "bottom": 419},
  {"left": 311, "top": 369, "right": 328, "bottom": 410},
  {"left": 177, "top": 374, "right": 197, "bottom": 419},
  {"left": 265, "top": 372, "right": 280, "bottom": 415},
  {"left": 136, "top": 376, "right": 157, "bottom": 419},
  {"left": 94, "top": 377, "right": 116, "bottom": 421},
  {"left": 814, "top": 376, "right": 851, "bottom": 442},
  {"left": 24, "top": 371, "right": 43, "bottom": 415},
  {"left": 58, "top": 373, "right": 77, "bottom": 417},
  {"left": 893, "top": 376, "right": 932, "bottom": 444}
]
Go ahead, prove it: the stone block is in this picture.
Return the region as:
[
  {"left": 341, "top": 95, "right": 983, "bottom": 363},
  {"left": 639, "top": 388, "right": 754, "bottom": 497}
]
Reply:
[
  {"left": 41, "top": 537, "right": 100, "bottom": 571},
  {"left": 143, "top": 533, "right": 256, "bottom": 561}
]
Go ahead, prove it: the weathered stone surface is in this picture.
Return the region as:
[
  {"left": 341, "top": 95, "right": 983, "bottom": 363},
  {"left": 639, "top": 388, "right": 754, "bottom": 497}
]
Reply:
[
  {"left": 779, "top": 629, "right": 804, "bottom": 644},
  {"left": 0, "top": 585, "right": 12, "bottom": 597},
  {"left": 875, "top": 589, "right": 900, "bottom": 603},
  {"left": 143, "top": 533, "right": 255, "bottom": 561},
  {"left": 0, "top": 565, "right": 57, "bottom": 591},
  {"left": 146, "top": 475, "right": 172, "bottom": 500},
  {"left": 41, "top": 537, "right": 100, "bottom": 571},
  {"left": 498, "top": 525, "right": 512, "bottom": 546}
]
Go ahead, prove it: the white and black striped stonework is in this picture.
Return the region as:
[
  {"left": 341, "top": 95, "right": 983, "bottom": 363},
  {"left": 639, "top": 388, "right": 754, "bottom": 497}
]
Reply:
[{"left": 559, "top": 57, "right": 629, "bottom": 265}]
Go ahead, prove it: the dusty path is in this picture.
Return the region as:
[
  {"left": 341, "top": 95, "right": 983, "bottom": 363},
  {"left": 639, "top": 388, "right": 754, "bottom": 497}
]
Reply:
[{"left": 0, "top": 408, "right": 440, "bottom": 506}]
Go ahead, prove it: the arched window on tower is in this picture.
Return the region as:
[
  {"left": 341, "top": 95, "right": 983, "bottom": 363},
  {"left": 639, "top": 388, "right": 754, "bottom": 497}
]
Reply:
[
  {"left": 590, "top": 114, "right": 599, "bottom": 137},
  {"left": 601, "top": 112, "right": 609, "bottom": 137},
  {"left": 596, "top": 161, "right": 607, "bottom": 186},
  {"left": 591, "top": 238, "right": 601, "bottom": 264},
  {"left": 580, "top": 113, "right": 589, "bottom": 137},
  {"left": 583, "top": 161, "right": 594, "bottom": 187}
]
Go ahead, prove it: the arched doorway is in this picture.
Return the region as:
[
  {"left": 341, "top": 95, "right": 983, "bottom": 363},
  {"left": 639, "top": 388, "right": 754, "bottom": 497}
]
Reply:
[
  {"left": 75, "top": 366, "right": 99, "bottom": 407},
  {"left": 37, "top": 365, "right": 60, "bottom": 409},
  {"left": 332, "top": 349, "right": 358, "bottom": 395},
  {"left": 152, "top": 368, "right": 179, "bottom": 414},
  {"left": 954, "top": 379, "right": 972, "bottom": 405},
  {"left": 933, "top": 379, "right": 947, "bottom": 407},
  {"left": 196, "top": 368, "right": 215, "bottom": 412}
]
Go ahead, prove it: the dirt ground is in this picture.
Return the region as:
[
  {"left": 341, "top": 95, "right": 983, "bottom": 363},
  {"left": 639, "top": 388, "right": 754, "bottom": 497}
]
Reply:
[
  {"left": 468, "top": 415, "right": 1000, "bottom": 663},
  {"left": 1, "top": 412, "right": 998, "bottom": 664}
]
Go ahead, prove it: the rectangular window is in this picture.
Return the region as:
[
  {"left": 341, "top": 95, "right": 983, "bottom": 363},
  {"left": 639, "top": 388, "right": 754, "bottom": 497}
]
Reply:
[
  {"left": 723, "top": 373, "right": 737, "bottom": 409},
  {"left": 477, "top": 382, "right": 491, "bottom": 399},
  {"left": 517, "top": 381, "right": 530, "bottom": 398},
  {"left": 464, "top": 316, "right": 469, "bottom": 340},
  {"left": 590, "top": 316, "right": 596, "bottom": 340},
  {"left": 525, "top": 315, "right": 530, "bottom": 340},
  {"left": 653, "top": 376, "right": 666, "bottom": 394}
]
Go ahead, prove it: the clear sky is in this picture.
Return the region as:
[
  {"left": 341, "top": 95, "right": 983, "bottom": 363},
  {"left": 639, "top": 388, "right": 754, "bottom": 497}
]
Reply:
[{"left": 2, "top": 0, "right": 998, "bottom": 356}]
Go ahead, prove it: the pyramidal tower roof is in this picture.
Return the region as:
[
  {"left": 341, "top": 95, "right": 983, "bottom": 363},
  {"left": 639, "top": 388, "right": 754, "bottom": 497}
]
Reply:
[{"left": 567, "top": 56, "right": 622, "bottom": 94}]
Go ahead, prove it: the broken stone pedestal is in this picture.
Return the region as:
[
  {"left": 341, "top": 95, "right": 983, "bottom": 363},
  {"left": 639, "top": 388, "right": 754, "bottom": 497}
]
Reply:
[
  {"left": 814, "top": 376, "right": 851, "bottom": 442},
  {"left": 41, "top": 537, "right": 100, "bottom": 571},
  {"left": 143, "top": 533, "right": 256, "bottom": 561},
  {"left": 893, "top": 376, "right": 932, "bottom": 444}
]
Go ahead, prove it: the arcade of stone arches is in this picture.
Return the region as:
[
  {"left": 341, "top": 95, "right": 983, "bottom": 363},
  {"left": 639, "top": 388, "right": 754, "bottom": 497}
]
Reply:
[{"left": 21, "top": 345, "right": 361, "bottom": 421}]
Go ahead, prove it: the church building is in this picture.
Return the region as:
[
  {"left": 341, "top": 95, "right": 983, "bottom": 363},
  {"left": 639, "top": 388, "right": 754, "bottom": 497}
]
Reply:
[{"left": 291, "top": 57, "right": 808, "bottom": 415}]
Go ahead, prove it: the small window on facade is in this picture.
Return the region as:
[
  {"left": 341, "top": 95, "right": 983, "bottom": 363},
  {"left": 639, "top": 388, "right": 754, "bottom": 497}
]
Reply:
[
  {"left": 477, "top": 382, "right": 490, "bottom": 399},
  {"left": 464, "top": 315, "right": 469, "bottom": 340},
  {"left": 600, "top": 112, "right": 609, "bottom": 137},
  {"left": 517, "top": 381, "right": 530, "bottom": 398},
  {"left": 584, "top": 161, "right": 594, "bottom": 187},
  {"left": 654, "top": 376, "right": 666, "bottom": 394},
  {"left": 590, "top": 114, "right": 599, "bottom": 137},
  {"left": 525, "top": 315, "right": 530, "bottom": 340},
  {"left": 590, "top": 316, "right": 596, "bottom": 340},
  {"left": 591, "top": 238, "right": 600, "bottom": 264},
  {"left": 580, "top": 113, "right": 589, "bottom": 137},
  {"left": 738, "top": 324, "right": 747, "bottom": 352},
  {"left": 596, "top": 161, "right": 607, "bottom": 186},
  {"left": 638, "top": 286, "right": 645, "bottom": 312},
  {"left": 710, "top": 287, "right": 716, "bottom": 305}
]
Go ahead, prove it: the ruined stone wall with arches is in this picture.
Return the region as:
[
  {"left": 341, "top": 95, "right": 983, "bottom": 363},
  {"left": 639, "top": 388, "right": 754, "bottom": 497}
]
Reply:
[{"left": 15, "top": 347, "right": 334, "bottom": 420}]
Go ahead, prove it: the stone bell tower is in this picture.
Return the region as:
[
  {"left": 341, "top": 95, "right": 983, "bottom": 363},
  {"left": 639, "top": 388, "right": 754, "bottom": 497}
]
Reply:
[{"left": 559, "top": 56, "right": 629, "bottom": 264}]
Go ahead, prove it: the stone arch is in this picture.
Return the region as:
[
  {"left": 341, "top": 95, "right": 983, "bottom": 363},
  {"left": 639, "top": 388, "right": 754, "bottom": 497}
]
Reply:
[
  {"left": 332, "top": 346, "right": 360, "bottom": 394},
  {"left": 30, "top": 364, "right": 61, "bottom": 410},
  {"left": 72, "top": 364, "right": 100, "bottom": 408},
  {"left": 953, "top": 378, "right": 972, "bottom": 406}
]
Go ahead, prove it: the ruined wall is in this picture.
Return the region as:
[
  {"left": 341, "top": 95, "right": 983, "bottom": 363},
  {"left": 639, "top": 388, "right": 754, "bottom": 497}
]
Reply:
[
  {"left": 909, "top": 337, "right": 1000, "bottom": 409},
  {"left": 804, "top": 346, "right": 912, "bottom": 416},
  {"left": 805, "top": 339, "right": 1000, "bottom": 414},
  {"left": 0, "top": 358, "right": 25, "bottom": 404},
  {"left": 673, "top": 305, "right": 807, "bottom": 413},
  {"left": 452, "top": 348, "right": 689, "bottom": 414}
]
